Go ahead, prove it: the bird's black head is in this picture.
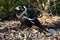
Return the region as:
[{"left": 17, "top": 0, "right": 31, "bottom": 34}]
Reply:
[
  {"left": 15, "top": 5, "right": 27, "bottom": 12},
  {"left": 15, "top": 5, "right": 27, "bottom": 19}
]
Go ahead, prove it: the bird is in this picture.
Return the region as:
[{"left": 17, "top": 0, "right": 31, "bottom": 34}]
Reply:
[{"left": 15, "top": 5, "right": 49, "bottom": 33}]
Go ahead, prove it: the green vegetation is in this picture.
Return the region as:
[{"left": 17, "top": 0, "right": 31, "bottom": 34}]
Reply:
[{"left": 0, "top": 0, "right": 60, "bottom": 18}]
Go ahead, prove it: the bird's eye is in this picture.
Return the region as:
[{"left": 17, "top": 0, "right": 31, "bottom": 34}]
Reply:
[
  {"left": 18, "top": 6, "right": 24, "bottom": 10},
  {"left": 20, "top": 8, "right": 24, "bottom": 10}
]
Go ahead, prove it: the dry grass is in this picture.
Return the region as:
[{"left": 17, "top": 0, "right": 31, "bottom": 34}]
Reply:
[
  {"left": 0, "top": 14, "right": 60, "bottom": 40},
  {"left": 38, "top": 15, "right": 60, "bottom": 26}
]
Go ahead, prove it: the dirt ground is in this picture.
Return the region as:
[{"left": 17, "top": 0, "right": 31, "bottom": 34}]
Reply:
[{"left": 0, "top": 15, "right": 60, "bottom": 40}]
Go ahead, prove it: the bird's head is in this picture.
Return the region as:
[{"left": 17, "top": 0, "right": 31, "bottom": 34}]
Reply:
[
  {"left": 15, "top": 5, "right": 27, "bottom": 19},
  {"left": 15, "top": 5, "right": 27, "bottom": 12}
]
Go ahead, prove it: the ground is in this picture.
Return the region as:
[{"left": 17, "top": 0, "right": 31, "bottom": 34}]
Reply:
[{"left": 0, "top": 15, "right": 60, "bottom": 40}]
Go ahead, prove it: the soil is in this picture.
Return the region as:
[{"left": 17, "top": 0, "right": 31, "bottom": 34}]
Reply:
[{"left": 0, "top": 16, "right": 60, "bottom": 40}]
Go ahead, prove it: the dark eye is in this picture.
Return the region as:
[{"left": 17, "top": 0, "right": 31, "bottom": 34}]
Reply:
[
  {"left": 18, "top": 7, "right": 23, "bottom": 10},
  {"left": 20, "top": 8, "right": 24, "bottom": 10}
]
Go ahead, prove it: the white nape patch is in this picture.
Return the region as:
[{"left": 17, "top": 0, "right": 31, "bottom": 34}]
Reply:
[
  {"left": 23, "top": 6, "right": 27, "bottom": 11},
  {"left": 15, "top": 6, "right": 20, "bottom": 10}
]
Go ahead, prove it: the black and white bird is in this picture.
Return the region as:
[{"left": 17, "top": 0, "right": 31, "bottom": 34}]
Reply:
[{"left": 15, "top": 5, "right": 49, "bottom": 33}]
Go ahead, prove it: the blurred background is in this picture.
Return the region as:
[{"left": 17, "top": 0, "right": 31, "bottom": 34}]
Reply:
[{"left": 0, "top": 0, "right": 60, "bottom": 18}]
